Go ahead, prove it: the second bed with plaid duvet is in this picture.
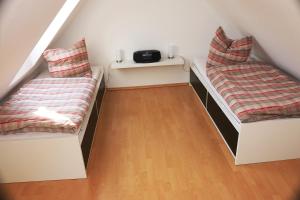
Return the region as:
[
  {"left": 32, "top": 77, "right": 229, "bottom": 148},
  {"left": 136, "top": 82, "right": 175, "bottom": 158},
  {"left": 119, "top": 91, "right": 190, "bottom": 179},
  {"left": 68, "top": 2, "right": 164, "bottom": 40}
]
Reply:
[{"left": 207, "top": 62, "right": 300, "bottom": 122}]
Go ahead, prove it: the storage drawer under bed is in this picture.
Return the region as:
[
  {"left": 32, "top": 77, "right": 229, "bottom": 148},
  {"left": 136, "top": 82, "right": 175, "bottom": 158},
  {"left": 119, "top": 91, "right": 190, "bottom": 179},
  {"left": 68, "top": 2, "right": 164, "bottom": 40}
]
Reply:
[
  {"left": 206, "top": 93, "right": 239, "bottom": 155},
  {"left": 190, "top": 70, "right": 207, "bottom": 105},
  {"left": 81, "top": 77, "right": 106, "bottom": 167},
  {"left": 190, "top": 69, "right": 239, "bottom": 156}
]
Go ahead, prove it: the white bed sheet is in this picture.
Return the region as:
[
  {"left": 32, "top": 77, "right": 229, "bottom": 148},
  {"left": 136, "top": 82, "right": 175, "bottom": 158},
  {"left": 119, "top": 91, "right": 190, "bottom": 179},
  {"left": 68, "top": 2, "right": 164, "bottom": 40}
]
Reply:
[
  {"left": 0, "top": 66, "right": 103, "bottom": 141},
  {"left": 192, "top": 58, "right": 241, "bottom": 125}
]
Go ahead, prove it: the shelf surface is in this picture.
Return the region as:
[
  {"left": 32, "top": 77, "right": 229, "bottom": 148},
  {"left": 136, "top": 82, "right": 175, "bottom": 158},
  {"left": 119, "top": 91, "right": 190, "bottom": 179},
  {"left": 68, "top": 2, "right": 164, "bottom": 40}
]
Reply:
[{"left": 111, "top": 56, "right": 184, "bottom": 69}]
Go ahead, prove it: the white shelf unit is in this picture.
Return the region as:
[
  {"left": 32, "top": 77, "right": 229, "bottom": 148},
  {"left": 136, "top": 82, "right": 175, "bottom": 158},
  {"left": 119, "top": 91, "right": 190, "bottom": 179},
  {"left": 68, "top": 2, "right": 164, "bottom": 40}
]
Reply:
[{"left": 111, "top": 56, "right": 184, "bottom": 69}]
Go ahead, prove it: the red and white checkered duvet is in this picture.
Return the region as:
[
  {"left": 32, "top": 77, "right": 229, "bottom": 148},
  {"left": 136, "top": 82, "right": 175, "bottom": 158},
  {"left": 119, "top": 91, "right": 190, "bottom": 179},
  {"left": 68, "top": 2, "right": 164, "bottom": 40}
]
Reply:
[
  {"left": 207, "top": 62, "right": 300, "bottom": 122},
  {"left": 0, "top": 77, "right": 96, "bottom": 134}
]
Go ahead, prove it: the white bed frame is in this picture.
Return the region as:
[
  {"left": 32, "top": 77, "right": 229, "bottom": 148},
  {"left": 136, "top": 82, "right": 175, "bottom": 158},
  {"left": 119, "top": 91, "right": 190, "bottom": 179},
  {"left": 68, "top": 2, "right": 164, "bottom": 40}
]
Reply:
[
  {"left": 190, "top": 60, "right": 300, "bottom": 165},
  {"left": 0, "top": 69, "right": 105, "bottom": 183}
]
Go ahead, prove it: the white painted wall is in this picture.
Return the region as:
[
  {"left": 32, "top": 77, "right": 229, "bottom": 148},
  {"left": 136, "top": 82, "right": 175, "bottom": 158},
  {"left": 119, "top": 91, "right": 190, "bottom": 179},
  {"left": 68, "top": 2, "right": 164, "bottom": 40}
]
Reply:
[
  {"left": 5, "top": 0, "right": 297, "bottom": 92},
  {"left": 0, "top": 0, "right": 67, "bottom": 99},
  {"left": 206, "top": 0, "right": 300, "bottom": 79},
  {"left": 52, "top": 0, "right": 232, "bottom": 88}
]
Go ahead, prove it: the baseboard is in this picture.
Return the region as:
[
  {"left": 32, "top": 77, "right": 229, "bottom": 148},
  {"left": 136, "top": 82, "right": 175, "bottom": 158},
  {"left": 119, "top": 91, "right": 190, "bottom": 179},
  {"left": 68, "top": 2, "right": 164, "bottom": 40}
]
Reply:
[{"left": 107, "top": 82, "right": 189, "bottom": 91}]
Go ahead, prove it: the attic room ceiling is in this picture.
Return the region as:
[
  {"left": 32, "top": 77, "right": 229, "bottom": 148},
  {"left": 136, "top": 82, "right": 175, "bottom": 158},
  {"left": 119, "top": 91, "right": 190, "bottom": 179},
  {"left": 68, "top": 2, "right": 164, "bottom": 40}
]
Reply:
[
  {"left": 1, "top": 0, "right": 300, "bottom": 101},
  {"left": 0, "top": 0, "right": 79, "bottom": 100},
  {"left": 206, "top": 0, "right": 300, "bottom": 79}
]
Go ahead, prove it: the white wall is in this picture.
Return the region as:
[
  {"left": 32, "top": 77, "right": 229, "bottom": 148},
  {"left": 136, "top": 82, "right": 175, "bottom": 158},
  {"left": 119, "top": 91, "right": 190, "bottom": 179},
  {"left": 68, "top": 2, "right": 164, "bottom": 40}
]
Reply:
[
  {"left": 2, "top": 0, "right": 299, "bottom": 95},
  {"left": 206, "top": 0, "right": 300, "bottom": 79},
  {"left": 0, "top": 0, "right": 66, "bottom": 99},
  {"left": 52, "top": 0, "right": 232, "bottom": 88}
]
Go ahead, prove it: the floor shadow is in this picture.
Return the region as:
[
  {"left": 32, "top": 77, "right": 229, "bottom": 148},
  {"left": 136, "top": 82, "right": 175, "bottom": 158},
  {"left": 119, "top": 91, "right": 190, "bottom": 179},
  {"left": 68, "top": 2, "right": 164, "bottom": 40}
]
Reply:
[
  {"left": 0, "top": 185, "right": 10, "bottom": 200},
  {"left": 292, "top": 190, "right": 300, "bottom": 200}
]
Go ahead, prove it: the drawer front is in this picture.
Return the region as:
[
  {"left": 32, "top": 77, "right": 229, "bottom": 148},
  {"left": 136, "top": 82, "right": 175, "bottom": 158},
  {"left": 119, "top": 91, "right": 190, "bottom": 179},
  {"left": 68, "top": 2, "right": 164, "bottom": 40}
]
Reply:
[
  {"left": 96, "top": 78, "right": 105, "bottom": 114},
  {"left": 207, "top": 93, "right": 239, "bottom": 155},
  {"left": 190, "top": 70, "right": 207, "bottom": 106},
  {"left": 81, "top": 102, "right": 98, "bottom": 167},
  {"left": 81, "top": 77, "right": 105, "bottom": 167}
]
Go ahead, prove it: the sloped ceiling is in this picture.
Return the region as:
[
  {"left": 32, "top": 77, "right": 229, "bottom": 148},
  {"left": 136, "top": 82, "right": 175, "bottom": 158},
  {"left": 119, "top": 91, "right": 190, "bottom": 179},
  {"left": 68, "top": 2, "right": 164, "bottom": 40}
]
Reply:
[
  {"left": 0, "top": 0, "right": 66, "bottom": 99},
  {"left": 206, "top": 0, "right": 300, "bottom": 79}
]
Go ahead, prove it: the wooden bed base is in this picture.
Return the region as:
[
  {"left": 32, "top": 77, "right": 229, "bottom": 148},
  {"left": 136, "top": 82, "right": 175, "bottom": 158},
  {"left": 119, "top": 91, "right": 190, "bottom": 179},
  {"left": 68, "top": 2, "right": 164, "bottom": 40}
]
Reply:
[
  {"left": 0, "top": 73, "right": 105, "bottom": 183},
  {"left": 190, "top": 66, "right": 300, "bottom": 165}
]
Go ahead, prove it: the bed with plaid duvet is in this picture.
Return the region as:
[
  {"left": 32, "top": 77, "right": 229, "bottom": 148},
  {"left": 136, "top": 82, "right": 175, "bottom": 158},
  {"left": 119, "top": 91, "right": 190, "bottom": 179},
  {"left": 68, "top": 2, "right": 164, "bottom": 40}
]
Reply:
[
  {"left": 0, "top": 77, "right": 96, "bottom": 134},
  {"left": 207, "top": 62, "right": 300, "bottom": 122}
]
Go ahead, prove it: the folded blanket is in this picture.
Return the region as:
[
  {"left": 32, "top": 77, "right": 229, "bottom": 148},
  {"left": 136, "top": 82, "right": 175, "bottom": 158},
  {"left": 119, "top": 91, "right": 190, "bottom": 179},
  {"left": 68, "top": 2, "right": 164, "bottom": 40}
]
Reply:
[
  {"left": 0, "top": 77, "right": 96, "bottom": 134},
  {"left": 207, "top": 62, "right": 300, "bottom": 122}
]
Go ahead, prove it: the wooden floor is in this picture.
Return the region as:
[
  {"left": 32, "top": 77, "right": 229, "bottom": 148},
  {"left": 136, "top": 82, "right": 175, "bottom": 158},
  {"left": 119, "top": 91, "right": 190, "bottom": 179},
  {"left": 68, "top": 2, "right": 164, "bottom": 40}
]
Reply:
[{"left": 2, "top": 85, "right": 300, "bottom": 200}]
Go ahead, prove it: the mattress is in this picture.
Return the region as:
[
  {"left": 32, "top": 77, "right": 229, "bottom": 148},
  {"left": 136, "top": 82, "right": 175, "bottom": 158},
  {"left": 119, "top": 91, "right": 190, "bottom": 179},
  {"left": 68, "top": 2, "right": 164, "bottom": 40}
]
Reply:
[
  {"left": 0, "top": 66, "right": 103, "bottom": 141},
  {"left": 192, "top": 58, "right": 241, "bottom": 124},
  {"left": 207, "top": 62, "right": 300, "bottom": 122}
]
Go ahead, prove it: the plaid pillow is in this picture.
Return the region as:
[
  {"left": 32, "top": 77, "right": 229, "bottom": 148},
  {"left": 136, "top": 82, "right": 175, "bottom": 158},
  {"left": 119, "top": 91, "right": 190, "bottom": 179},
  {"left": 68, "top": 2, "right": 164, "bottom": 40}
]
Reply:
[
  {"left": 206, "top": 27, "right": 253, "bottom": 68},
  {"left": 43, "top": 39, "right": 92, "bottom": 78}
]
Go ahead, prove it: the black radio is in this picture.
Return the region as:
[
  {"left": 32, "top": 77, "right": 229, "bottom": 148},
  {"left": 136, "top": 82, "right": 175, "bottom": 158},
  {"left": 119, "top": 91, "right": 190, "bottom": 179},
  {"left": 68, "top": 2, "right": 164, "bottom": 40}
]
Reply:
[{"left": 133, "top": 50, "right": 161, "bottom": 63}]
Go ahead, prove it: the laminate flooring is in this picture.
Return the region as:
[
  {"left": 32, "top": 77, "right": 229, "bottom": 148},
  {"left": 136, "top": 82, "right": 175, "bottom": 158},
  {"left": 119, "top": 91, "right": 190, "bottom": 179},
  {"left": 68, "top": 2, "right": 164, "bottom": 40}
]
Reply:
[{"left": 2, "top": 85, "right": 300, "bottom": 200}]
